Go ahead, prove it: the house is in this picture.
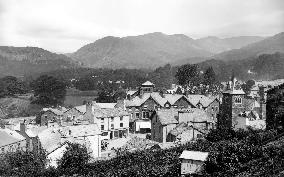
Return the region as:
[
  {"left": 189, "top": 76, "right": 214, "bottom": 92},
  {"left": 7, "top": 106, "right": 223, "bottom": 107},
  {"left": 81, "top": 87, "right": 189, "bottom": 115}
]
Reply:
[
  {"left": 36, "top": 108, "right": 65, "bottom": 126},
  {"left": 0, "top": 128, "right": 26, "bottom": 154},
  {"left": 83, "top": 101, "right": 130, "bottom": 140},
  {"left": 150, "top": 108, "right": 213, "bottom": 143},
  {"left": 125, "top": 81, "right": 195, "bottom": 132},
  {"left": 187, "top": 95, "right": 220, "bottom": 122},
  {"left": 179, "top": 150, "right": 209, "bottom": 176},
  {"left": 150, "top": 109, "right": 179, "bottom": 143}
]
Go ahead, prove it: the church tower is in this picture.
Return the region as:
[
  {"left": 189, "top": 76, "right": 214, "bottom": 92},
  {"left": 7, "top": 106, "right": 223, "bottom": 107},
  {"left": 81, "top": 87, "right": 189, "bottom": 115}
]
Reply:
[{"left": 218, "top": 75, "right": 245, "bottom": 129}]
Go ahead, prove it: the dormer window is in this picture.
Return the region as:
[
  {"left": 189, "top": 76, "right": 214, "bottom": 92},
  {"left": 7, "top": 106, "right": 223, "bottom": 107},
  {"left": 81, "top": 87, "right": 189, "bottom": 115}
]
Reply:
[{"left": 235, "top": 96, "right": 242, "bottom": 104}]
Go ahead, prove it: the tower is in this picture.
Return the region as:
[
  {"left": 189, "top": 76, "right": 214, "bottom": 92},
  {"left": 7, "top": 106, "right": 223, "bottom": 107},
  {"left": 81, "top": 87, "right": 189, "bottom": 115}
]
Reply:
[{"left": 218, "top": 76, "right": 245, "bottom": 129}]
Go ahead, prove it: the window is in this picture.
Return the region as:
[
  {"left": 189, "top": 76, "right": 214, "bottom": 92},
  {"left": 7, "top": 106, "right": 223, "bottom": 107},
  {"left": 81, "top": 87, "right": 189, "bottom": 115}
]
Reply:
[
  {"left": 120, "top": 116, "right": 123, "bottom": 121},
  {"left": 72, "top": 115, "right": 76, "bottom": 120},
  {"left": 146, "top": 112, "right": 150, "bottom": 118},
  {"left": 136, "top": 112, "right": 140, "bottom": 118},
  {"left": 111, "top": 124, "right": 114, "bottom": 129},
  {"left": 235, "top": 97, "right": 242, "bottom": 104},
  {"left": 111, "top": 117, "right": 114, "bottom": 122},
  {"left": 120, "top": 123, "right": 123, "bottom": 127},
  {"left": 101, "top": 125, "right": 104, "bottom": 130},
  {"left": 143, "top": 112, "right": 146, "bottom": 118},
  {"left": 101, "top": 118, "right": 104, "bottom": 123}
]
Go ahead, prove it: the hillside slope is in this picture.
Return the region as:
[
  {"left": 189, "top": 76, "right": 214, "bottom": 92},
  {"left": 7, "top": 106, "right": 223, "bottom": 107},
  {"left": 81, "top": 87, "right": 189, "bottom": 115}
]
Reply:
[
  {"left": 196, "top": 36, "right": 264, "bottom": 53},
  {"left": 0, "top": 46, "right": 80, "bottom": 77},
  {"left": 213, "top": 32, "right": 284, "bottom": 61},
  {"left": 70, "top": 32, "right": 213, "bottom": 69}
]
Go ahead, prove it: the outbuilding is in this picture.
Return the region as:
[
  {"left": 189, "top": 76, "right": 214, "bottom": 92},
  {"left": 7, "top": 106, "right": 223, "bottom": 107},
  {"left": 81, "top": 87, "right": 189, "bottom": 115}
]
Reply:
[{"left": 179, "top": 150, "right": 209, "bottom": 176}]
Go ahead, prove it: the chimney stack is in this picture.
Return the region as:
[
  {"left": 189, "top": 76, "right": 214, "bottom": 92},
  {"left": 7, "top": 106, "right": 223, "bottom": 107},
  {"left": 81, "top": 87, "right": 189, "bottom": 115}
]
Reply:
[{"left": 20, "top": 122, "right": 27, "bottom": 133}]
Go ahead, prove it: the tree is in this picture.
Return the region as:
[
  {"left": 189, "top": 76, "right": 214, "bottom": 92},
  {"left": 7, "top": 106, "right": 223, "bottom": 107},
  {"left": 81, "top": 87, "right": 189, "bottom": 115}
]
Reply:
[
  {"left": 175, "top": 86, "right": 183, "bottom": 94},
  {"left": 203, "top": 67, "right": 217, "bottom": 85},
  {"left": 0, "top": 151, "right": 47, "bottom": 176},
  {"left": 31, "top": 75, "right": 66, "bottom": 107},
  {"left": 241, "top": 79, "right": 256, "bottom": 94},
  {"left": 57, "top": 143, "right": 90, "bottom": 176},
  {"left": 175, "top": 64, "right": 200, "bottom": 87}
]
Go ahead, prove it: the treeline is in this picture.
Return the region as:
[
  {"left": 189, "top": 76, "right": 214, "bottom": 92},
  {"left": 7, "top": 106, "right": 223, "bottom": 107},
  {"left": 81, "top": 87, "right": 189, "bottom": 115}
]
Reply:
[{"left": 0, "top": 76, "right": 30, "bottom": 98}]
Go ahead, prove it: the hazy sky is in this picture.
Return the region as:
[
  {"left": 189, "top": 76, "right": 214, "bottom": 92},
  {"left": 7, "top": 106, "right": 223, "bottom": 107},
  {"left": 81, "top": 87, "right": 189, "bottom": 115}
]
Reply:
[{"left": 0, "top": 0, "right": 283, "bottom": 53}]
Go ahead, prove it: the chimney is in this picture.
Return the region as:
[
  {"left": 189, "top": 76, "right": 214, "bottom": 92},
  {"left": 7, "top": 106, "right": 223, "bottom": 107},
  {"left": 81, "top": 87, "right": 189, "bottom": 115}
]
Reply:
[
  {"left": 159, "top": 90, "right": 165, "bottom": 98},
  {"left": 20, "top": 122, "right": 27, "bottom": 133}
]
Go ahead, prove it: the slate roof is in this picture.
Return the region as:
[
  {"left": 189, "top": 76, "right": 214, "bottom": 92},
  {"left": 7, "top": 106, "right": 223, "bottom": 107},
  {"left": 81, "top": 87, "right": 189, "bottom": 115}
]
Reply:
[
  {"left": 187, "top": 95, "right": 218, "bottom": 108},
  {"left": 178, "top": 108, "right": 213, "bottom": 123},
  {"left": 0, "top": 128, "right": 26, "bottom": 147},
  {"left": 126, "top": 90, "right": 138, "bottom": 96},
  {"left": 179, "top": 150, "right": 209, "bottom": 161},
  {"left": 164, "top": 94, "right": 184, "bottom": 105},
  {"left": 126, "top": 92, "right": 167, "bottom": 107},
  {"left": 156, "top": 109, "right": 179, "bottom": 125}
]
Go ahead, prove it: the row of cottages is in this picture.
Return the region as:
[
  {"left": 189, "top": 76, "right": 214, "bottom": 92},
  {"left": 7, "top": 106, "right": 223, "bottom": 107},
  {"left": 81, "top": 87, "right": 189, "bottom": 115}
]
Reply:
[
  {"left": 150, "top": 108, "right": 214, "bottom": 143},
  {"left": 124, "top": 81, "right": 219, "bottom": 133},
  {"left": 218, "top": 77, "right": 266, "bottom": 130},
  {"left": 37, "top": 102, "right": 130, "bottom": 140}
]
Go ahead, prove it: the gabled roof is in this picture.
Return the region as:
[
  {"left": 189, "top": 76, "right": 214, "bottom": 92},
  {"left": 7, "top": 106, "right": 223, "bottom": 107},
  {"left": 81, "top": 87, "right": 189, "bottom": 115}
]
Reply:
[
  {"left": 179, "top": 150, "right": 209, "bottom": 161},
  {"left": 163, "top": 94, "right": 184, "bottom": 105},
  {"left": 0, "top": 128, "right": 26, "bottom": 147},
  {"left": 187, "top": 95, "right": 218, "bottom": 108},
  {"left": 141, "top": 81, "right": 155, "bottom": 86},
  {"left": 95, "top": 103, "right": 117, "bottom": 109},
  {"left": 155, "top": 109, "right": 179, "bottom": 125},
  {"left": 126, "top": 92, "right": 167, "bottom": 107}
]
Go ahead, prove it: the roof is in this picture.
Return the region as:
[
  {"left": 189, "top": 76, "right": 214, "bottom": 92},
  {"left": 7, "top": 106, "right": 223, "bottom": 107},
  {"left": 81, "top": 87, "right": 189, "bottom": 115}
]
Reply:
[
  {"left": 169, "top": 122, "right": 189, "bottom": 136},
  {"left": 127, "top": 92, "right": 167, "bottom": 107},
  {"left": 164, "top": 94, "right": 184, "bottom": 105},
  {"left": 179, "top": 150, "right": 209, "bottom": 161},
  {"left": 223, "top": 89, "right": 245, "bottom": 95},
  {"left": 178, "top": 108, "right": 213, "bottom": 123},
  {"left": 141, "top": 81, "right": 155, "bottom": 86},
  {"left": 38, "top": 128, "right": 62, "bottom": 153},
  {"left": 187, "top": 95, "right": 217, "bottom": 108},
  {"left": 60, "top": 124, "right": 101, "bottom": 137},
  {"left": 126, "top": 90, "right": 138, "bottom": 96},
  {"left": 156, "top": 109, "right": 179, "bottom": 125},
  {"left": 43, "top": 108, "right": 64, "bottom": 116},
  {"left": 0, "top": 128, "right": 26, "bottom": 147},
  {"left": 95, "top": 103, "right": 117, "bottom": 109}
]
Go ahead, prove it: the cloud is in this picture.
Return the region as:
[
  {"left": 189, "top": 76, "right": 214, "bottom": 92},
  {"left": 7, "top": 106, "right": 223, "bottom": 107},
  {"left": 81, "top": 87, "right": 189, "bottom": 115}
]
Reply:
[{"left": 0, "top": 0, "right": 284, "bottom": 53}]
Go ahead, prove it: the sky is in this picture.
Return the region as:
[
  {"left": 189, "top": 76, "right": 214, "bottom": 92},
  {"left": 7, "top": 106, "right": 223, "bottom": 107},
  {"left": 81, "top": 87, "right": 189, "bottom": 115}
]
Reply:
[{"left": 0, "top": 0, "right": 283, "bottom": 53}]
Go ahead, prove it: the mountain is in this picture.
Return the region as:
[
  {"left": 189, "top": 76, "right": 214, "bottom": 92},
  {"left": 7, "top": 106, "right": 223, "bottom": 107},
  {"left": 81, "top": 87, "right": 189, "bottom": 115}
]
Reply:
[
  {"left": 195, "top": 36, "right": 264, "bottom": 53},
  {"left": 0, "top": 46, "right": 79, "bottom": 77},
  {"left": 213, "top": 32, "right": 284, "bottom": 61},
  {"left": 70, "top": 32, "right": 213, "bottom": 69}
]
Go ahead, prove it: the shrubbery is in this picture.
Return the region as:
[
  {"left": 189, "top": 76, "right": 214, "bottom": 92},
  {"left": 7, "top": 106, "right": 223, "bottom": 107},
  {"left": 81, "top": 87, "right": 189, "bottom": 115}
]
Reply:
[{"left": 1, "top": 130, "right": 283, "bottom": 176}]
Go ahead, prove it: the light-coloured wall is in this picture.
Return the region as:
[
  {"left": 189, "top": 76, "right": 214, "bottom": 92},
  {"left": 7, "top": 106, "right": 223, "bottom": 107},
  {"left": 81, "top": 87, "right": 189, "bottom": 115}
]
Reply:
[{"left": 181, "top": 159, "right": 204, "bottom": 175}]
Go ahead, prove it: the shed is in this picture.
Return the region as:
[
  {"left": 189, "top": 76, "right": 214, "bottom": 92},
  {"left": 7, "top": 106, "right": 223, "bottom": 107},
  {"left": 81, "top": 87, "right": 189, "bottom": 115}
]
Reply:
[{"left": 179, "top": 150, "right": 209, "bottom": 176}]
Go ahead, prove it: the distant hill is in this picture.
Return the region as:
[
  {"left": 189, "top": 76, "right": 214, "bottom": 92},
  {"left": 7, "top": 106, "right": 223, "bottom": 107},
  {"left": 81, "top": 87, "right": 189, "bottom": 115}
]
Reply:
[
  {"left": 70, "top": 32, "right": 213, "bottom": 69},
  {"left": 0, "top": 46, "right": 80, "bottom": 77},
  {"left": 213, "top": 32, "right": 284, "bottom": 61},
  {"left": 70, "top": 32, "right": 266, "bottom": 69},
  {"left": 197, "top": 52, "right": 284, "bottom": 81},
  {"left": 195, "top": 36, "right": 264, "bottom": 53}
]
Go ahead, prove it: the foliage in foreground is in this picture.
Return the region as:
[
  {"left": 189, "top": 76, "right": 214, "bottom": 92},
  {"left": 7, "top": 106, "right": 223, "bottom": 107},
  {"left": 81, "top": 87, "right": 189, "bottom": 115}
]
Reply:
[{"left": 1, "top": 129, "right": 284, "bottom": 177}]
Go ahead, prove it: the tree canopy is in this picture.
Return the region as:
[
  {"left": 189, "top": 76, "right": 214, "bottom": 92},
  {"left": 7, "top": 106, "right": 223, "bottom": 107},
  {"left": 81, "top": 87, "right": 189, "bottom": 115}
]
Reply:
[{"left": 31, "top": 75, "right": 66, "bottom": 107}]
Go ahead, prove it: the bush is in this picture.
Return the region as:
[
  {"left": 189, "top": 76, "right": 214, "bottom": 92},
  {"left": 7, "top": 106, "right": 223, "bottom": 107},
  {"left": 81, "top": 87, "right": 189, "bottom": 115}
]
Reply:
[
  {"left": 57, "top": 143, "right": 91, "bottom": 176},
  {"left": 0, "top": 150, "right": 47, "bottom": 176}
]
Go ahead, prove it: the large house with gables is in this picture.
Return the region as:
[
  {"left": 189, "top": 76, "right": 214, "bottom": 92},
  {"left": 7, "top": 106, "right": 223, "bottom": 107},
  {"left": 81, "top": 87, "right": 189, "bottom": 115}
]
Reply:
[{"left": 125, "top": 81, "right": 196, "bottom": 132}]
